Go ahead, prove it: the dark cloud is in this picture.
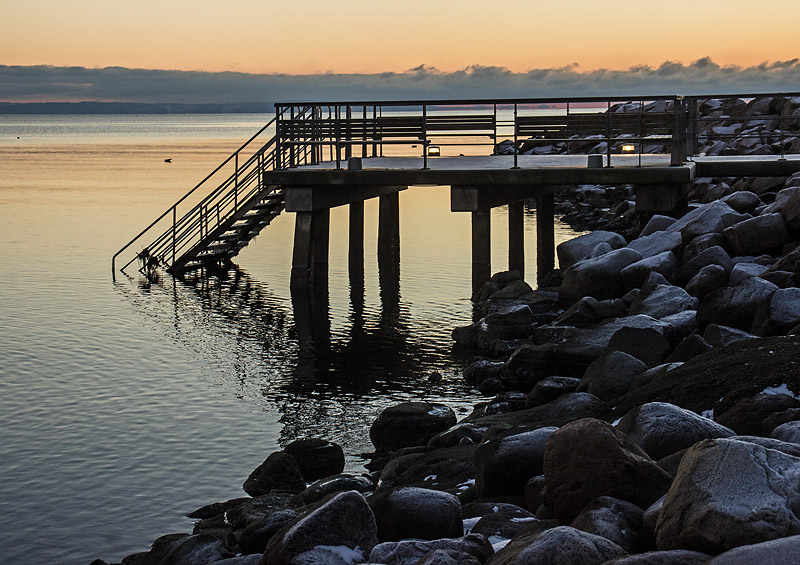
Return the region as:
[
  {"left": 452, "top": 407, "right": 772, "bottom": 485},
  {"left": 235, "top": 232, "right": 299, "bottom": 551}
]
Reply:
[{"left": 1, "top": 59, "right": 798, "bottom": 104}]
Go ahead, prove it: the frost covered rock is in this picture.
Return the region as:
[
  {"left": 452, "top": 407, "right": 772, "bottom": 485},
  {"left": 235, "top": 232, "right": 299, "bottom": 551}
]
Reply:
[
  {"left": 262, "top": 490, "right": 378, "bottom": 565},
  {"left": 708, "top": 535, "right": 800, "bottom": 564},
  {"left": 557, "top": 231, "right": 627, "bottom": 271},
  {"left": 371, "top": 402, "right": 457, "bottom": 452},
  {"left": 474, "top": 427, "right": 557, "bottom": 498},
  {"left": 616, "top": 402, "right": 735, "bottom": 461},
  {"left": 544, "top": 418, "right": 672, "bottom": 523},
  {"left": 771, "top": 421, "right": 800, "bottom": 444},
  {"left": 655, "top": 439, "right": 800, "bottom": 553}
]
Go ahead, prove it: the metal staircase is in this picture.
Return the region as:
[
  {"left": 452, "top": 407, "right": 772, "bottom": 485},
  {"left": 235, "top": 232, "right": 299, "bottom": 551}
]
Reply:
[{"left": 113, "top": 107, "right": 316, "bottom": 278}]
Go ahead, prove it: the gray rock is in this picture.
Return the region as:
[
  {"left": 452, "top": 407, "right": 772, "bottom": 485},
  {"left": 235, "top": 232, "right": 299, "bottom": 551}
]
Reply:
[
  {"left": 578, "top": 351, "right": 648, "bottom": 401},
  {"left": 627, "top": 231, "right": 682, "bottom": 259},
  {"left": 633, "top": 363, "right": 684, "bottom": 389},
  {"left": 414, "top": 549, "right": 482, "bottom": 565},
  {"left": 681, "top": 232, "right": 726, "bottom": 264},
  {"left": 666, "top": 200, "right": 739, "bottom": 243},
  {"left": 628, "top": 278, "right": 698, "bottom": 320},
  {"left": 544, "top": 418, "right": 673, "bottom": 523},
  {"left": 771, "top": 421, "right": 800, "bottom": 444},
  {"left": 702, "top": 323, "right": 757, "bottom": 348},
  {"left": 723, "top": 213, "right": 788, "bottom": 256},
  {"left": 760, "top": 269, "right": 795, "bottom": 288},
  {"left": 709, "top": 535, "right": 800, "bottom": 564},
  {"left": 243, "top": 452, "right": 307, "bottom": 497},
  {"left": 686, "top": 264, "right": 728, "bottom": 299},
  {"left": 470, "top": 392, "right": 609, "bottom": 432},
  {"left": 216, "top": 556, "right": 263, "bottom": 565},
  {"left": 733, "top": 435, "right": 800, "bottom": 457},
  {"left": 371, "top": 402, "right": 457, "bottom": 452},
  {"left": 604, "top": 550, "right": 711, "bottom": 564},
  {"left": 664, "top": 332, "right": 714, "bottom": 363},
  {"left": 586, "top": 241, "right": 614, "bottom": 259},
  {"left": 655, "top": 438, "right": 800, "bottom": 553},
  {"left": 607, "top": 326, "right": 672, "bottom": 367},
  {"left": 239, "top": 509, "right": 299, "bottom": 555},
  {"left": 474, "top": 427, "right": 557, "bottom": 498},
  {"left": 560, "top": 248, "right": 644, "bottom": 302},
  {"left": 262, "top": 491, "right": 378, "bottom": 565},
  {"left": 557, "top": 231, "right": 628, "bottom": 271},
  {"left": 721, "top": 190, "right": 761, "bottom": 214},
  {"left": 570, "top": 496, "right": 649, "bottom": 554},
  {"left": 660, "top": 310, "right": 698, "bottom": 341},
  {"left": 673, "top": 245, "right": 734, "bottom": 287},
  {"left": 131, "top": 534, "right": 234, "bottom": 565},
  {"left": 299, "top": 474, "right": 374, "bottom": 505},
  {"left": 696, "top": 277, "right": 779, "bottom": 332},
  {"left": 477, "top": 304, "right": 538, "bottom": 348},
  {"left": 491, "top": 525, "right": 627, "bottom": 564},
  {"left": 554, "top": 296, "right": 627, "bottom": 326},
  {"left": 621, "top": 252, "right": 680, "bottom": 290},
  {"left": 526, "top": 376, "right": 581, "bottom": 408},
  {"left": 716, "top": 394, "right": 800, "bottom": 436},
  {"left": 640, "top": 215, "right": 677, "bottom": 237},
  {"left": 369, "top": 487, "right": 462, "bottom": 542},
  {"left": 760, "top": 287, "right": 800, "bottom": 335},
  {"left": 368, "top": 534, "right": 494, "bottom": 565},
  {"left": 283, "top": 438, "right": 345, "bottom": 483},
  {"left": 471, "top": 505, "right": 537, "bottom": 539},
  {"left": 616, "top": 402, "right": 735, "bottom": 461},
  {"left": 729, "top": 262, "right": 770, "bottom": 285},
  {"left": 773, "top": 186, "right": 800, "bottom": 229},
  {"left": 642, "top": 496, "right": 664, "bottom": 538},
  {"left": 376, "top": 444, "right": 476, "bottom": 493}
]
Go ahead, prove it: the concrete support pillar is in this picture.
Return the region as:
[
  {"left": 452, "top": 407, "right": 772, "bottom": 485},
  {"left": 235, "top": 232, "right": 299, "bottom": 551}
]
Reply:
[
  {"left": 536, "top": 193, "right": 555, "bottom": 285},
  {"left": 378, "top": 192, "right": 401, "bottom": 308},
  {"left": 472, "top": 209, "right": 491, "bottom": 297},
  {"left": 349, "top": 200, "right": 365, "bottom": 276},
  {"left": 508, "top": 201, "right": 525, "bottom": 278},
  {"left": 291, "top": 210, "right": 329, "bottom": 284}
]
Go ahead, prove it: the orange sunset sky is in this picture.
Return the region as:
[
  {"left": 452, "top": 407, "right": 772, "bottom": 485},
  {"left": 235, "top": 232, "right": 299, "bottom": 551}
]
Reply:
[{"left": 3, "top": 0, "right": 798, "bottom": 75}]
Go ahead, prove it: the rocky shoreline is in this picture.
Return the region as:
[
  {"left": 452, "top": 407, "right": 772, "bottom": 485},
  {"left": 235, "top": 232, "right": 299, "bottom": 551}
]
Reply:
[{"left": 94, "top": 96, "right": 800, "bottom": 565}]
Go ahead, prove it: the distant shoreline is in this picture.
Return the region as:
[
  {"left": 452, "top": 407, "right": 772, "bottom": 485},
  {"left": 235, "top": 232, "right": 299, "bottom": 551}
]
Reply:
[{"left": 0, "top": 101, "right": 274, "bottom": 114}]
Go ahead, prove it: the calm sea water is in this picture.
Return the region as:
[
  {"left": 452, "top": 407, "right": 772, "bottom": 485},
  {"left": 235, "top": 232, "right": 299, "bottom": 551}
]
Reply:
[{"left": 0, "top": 114, "right": 580, "bottom": 564}]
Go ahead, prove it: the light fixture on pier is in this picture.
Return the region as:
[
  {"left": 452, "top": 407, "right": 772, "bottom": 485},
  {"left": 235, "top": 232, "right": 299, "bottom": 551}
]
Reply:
[
  {"left": 428, "top": 145, "right": 441, "bottom": 156},
  {"left": 621, "top": 143, "right": 636, "bottom": 153}
]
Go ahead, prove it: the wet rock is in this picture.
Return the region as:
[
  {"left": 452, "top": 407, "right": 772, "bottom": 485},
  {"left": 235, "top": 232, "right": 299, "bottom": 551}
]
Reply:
[
  {"left": 283, "top": 438, "right": 345, "bottom": 483},
  {"left": 604, "top": 550, "right": 711, "bottom": 564},
  {"left": 369, "top": 534, "right": 494, "bottom": 565},
  {"left": 628, "top": 276, "right": 698, "bottom": 319},
  {"left": 771, "top": 421, "right": 800, "bottom": 444},
  {"left": 655, "top": 438, "right": 800, "bottom": 553},
  {"left": 715, "top": 393, "right": 800, "bottom": 436},
  {"left": 708, "top": 535, "right": 800, "bottom": 564},
  {"left": 702, "top": 323, "right": 757, "bottom": 348},
  {"left": 577, "top": 351, "right": 647, "bottom": 401},
  {"left": 616, "top": 402, "right": 735, "bottom": 461},
  {"left": 557, "top": 231, "right": 627, "bottom": 271},
  {"left": 369, "top": 487, "right": 463, "bottom": 542},
  {"left": 665, "top": 200, "right": 739, "bottom": 244},
  {"left": 262, "top": 490, "right": 378, "bottom": 565},
  {"left": 570, "top": 496, "right": 649, "bottom": 554},
  {"left": 489, "top": 525, "right": 627, "bottom": 565},
  {"left": 685, "top": 264, "right": 728, "bottom": 299},
  {"left": 474, "top": 427, "right": 557, "bottom": 498},
  {"left": 462, "top": 359, "right": 504, "bottom": 386},
  {"left": 371, "top": 402, "right": 457, "bottom": 452},
  {"left": 560, "top": 248, "right": 644, "bottom": 302},
  {"left": 299, "top": 474, "right": 374, "bottom": 505},
  {"left": 238, "top": 509, "right": 299, "bottom": 555},
  {"left": 243, "top": 452, "right": 306, "bottom": 497},
  {"left": 543, "top": 418, "right": 673, "bottom": 523},
  {"left": 723, "top": 213, "right": 788, "bottom": 256},
  {"left": 554, "top": 296, "right": 627, "bottom": 326},
  {"left": 696, "top": 277, "right": 779, "bottom": 332},
  {"left": 477, "top": 305, "right": 538, "bottom": 349},
  {"left": 621, "top": 252, "right": 680, "bottom": 290},
  {"left": 526, "top": 376, "right": 581, "bottom": 408},
  {"left": 721, "top": 190, "right": 761, "bottom": 214},
  {"left": 429, "top": 423, "right": 488, "bottom": 448}
]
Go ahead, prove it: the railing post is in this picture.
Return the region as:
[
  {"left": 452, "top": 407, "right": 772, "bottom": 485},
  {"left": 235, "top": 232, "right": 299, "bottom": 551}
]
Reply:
[
  {"left": 275, "top": 107, "right": 283, "bottom": 170},
  {"left": 172, "top": 207, "right": 176, "bottom": 267},
  {"left": 362, "top": 105, "right": 368, "bottom": 159},
  {"left": 335, "top": 105, "right": 341, "bottom": 170},
  {"left": 671, "top": 96, "right": 687, "bottom": 166},
  {"left": 290, "top": 106, "right": 297, "bottom": 167},
  {"left": 345, "top": 105, "right": 352, "bottom": 160},
  {"left": 606, "top": 101, "right": 612, "bottom": 167},
  {"left": 512, "top": 103, "right": 519, "bottom": 169},
  {"left": 422, "top": 104, "right": 428, "bottom": 170},
  {"left": 234, "top": 152, "right": 239, "bottom": 209},
  {"left": 687, "top": 97, "right": 698, "bottom": 158}
]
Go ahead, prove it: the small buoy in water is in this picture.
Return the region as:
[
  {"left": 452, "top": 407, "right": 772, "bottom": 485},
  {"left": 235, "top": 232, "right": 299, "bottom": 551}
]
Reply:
[{"left": 164, "top": 158, "right": 172, "bottom": 163}]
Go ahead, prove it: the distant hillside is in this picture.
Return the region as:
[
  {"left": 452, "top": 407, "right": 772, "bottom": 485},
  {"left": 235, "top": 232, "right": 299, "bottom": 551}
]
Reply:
[{"left": 0, "top": 101, "right": 274, "bottom": 114}]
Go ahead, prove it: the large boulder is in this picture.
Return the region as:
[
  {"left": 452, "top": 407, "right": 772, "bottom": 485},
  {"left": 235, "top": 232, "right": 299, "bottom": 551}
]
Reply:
[
  {"left": 554, "top": 296, "right": 627, "bottom": 326},
  {"left": 557, "top": 231, "right": 627, "bottom": 271},
  {"left": 673, "top": 246, "right": 734, "bottom": 287},
  {"left": 262, "top": 491, "right": 378, "bottom": 565},
  {"left": 570, "top": 496, "right": 649, "bottom": 554},
  {"left": 620, "top": 252, "right": 680, "bottom": 290},
  {"left": 369, "top": 534, "right": 494, "bottom": 565},
  {"left": 129, "top": 534, "right": 234, "bottom": 565},
  {"left": 488, "top": 525, "right": 627, "bottom": 565},
  {"left": 681, "top": 233, "right": 726, "bottom": 264},
  {"left": 577, "top": 351, "right": 648, "bottom": 401},
  {"left": 715, "top": 393, "right": 800, "bottom": 436},
  {"left": 371, "top": 402, "right": 457, "bottom": 452},
  {"left": 299, "top": 474, "right": 374, "bottom": 505},
  {"left": 723, "top": 213, "right": 788, "bottom": 256},
  {"left": 543, "top": 418, "right": 673, "bottom": 523},
  {"left": 526, "top": 376, "right": 582, "bottom": 408},
  {"left": 560, "top": 248, "right": 644, "bottom": 302},
  {"left": 474, "top": 427, "right": 557, "bottom": 498},
  {"left": 752, "top": 287, "right": 800, "bottom": 336},
  {"left": 369, "top": 487, "right": 462, "bottom": 542},
  {"left": 696, "top": 277, "right": 779, "bottom": 332},
  {"left": 665, "top": 200, "right": 739, "bottom": 243},
  {"left": 655, "top": 438, "right": 800, "bottom": 553},
  {"left": 628, "top": 278, "right": 698, "bottom": 320},
  {"left": 626, "top": 231, "right": 682, "bottom": 260},
  {"left": 709, "top": 535, "right": 800, "bottom": 564},
  {"left": 773, "top": 186, "right": 800, "bottom": 229},
  {"left": 616, "top": 402, "right": 736, "bottom": 461},
  {"left": 243, "top": 452, "right": 307, "bottom": 497},
  {"left": 686, "top": 264, "right": 728, "bottom": 299},
  {"left": 640, "top": 214, "right": 677, "bottom": 237},
  {"left": 721, "top": 190, "right": 761, "bottom": 214},
  {"left": 283, "top": 438, "right": 345, "bottom": 483},
  {"left": 604, "top": 550, "right": 711, "bottom": 564},
  {"left": 607, "top": 326, "right": 672, "bottom": 367}
]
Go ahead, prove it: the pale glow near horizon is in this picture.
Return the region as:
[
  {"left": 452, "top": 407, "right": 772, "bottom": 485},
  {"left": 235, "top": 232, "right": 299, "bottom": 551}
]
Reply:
[{"left": 2, "top": 0, "right": 798, "bottom": 74}]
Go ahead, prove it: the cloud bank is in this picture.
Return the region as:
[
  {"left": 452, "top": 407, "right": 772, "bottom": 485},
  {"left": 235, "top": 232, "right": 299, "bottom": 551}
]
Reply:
[{"left": 2, "top": 59, "right": 799, "bottom": 104}]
